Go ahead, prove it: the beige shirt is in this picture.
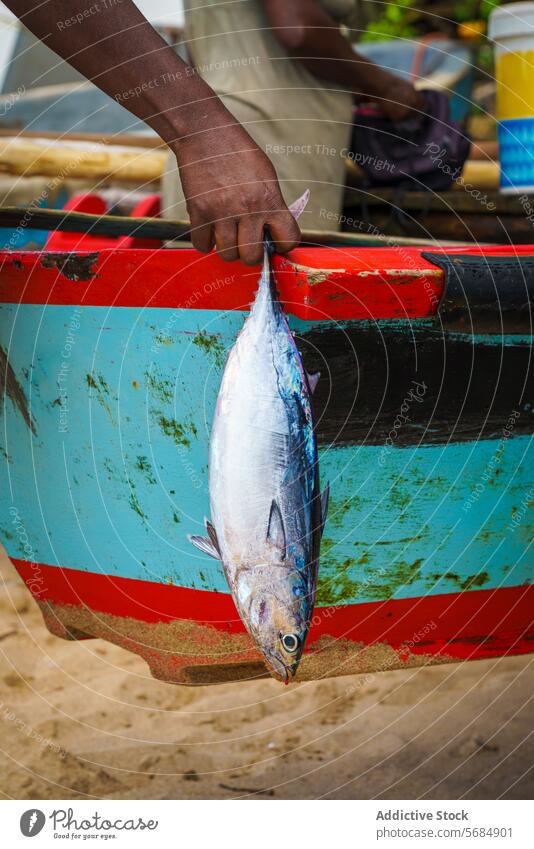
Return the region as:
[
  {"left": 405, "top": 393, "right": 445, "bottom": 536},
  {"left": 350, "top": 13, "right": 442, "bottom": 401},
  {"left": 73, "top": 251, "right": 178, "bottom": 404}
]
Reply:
[{"left": 163, "top": 0, "right": 355, "bottom": 230}]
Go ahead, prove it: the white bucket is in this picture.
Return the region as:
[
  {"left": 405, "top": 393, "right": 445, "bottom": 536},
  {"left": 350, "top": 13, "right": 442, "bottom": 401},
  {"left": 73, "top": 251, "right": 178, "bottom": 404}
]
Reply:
[{"left": 489, "top": 2, "right": 534, "bottom": 192}]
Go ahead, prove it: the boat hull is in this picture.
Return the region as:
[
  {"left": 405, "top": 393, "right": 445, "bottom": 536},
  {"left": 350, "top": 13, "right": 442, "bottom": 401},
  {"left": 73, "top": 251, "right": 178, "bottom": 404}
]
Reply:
[{"left": 1, "top": 246, "right": 532, "bottom": 683}]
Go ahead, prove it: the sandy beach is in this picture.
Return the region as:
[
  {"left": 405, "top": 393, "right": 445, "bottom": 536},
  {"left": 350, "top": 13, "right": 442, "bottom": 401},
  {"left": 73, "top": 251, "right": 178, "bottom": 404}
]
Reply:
[{"left": 1, "top": 548, "right": 533, "bottom": 801}]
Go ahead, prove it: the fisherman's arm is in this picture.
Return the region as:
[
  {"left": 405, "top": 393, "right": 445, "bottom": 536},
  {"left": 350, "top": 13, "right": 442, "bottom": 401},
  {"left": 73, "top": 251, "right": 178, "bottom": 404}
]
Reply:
[
  {"left": 263, "top": 0, "right": 424, "bottom": 122},
  {"left": 3, "top": 0, "right": 299, "bottom": 264}
]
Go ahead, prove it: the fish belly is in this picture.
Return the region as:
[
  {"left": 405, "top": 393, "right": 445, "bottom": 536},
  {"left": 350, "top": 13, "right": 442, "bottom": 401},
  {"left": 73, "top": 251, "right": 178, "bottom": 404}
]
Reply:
[{"left": 210, "top": 319, "right": 309, "bottom": 565}]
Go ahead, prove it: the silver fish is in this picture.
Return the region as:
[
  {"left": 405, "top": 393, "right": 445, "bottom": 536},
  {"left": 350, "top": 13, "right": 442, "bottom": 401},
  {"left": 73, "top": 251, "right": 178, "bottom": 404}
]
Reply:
[{"left": 189, "top": 194, "right": 328, "bottom": 682}]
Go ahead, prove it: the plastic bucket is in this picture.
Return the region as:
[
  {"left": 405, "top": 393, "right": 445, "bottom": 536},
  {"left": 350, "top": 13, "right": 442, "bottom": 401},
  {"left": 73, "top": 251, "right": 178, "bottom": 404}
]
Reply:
[{"left": 489, "top": 2, "right": 534, "bottom": 193}]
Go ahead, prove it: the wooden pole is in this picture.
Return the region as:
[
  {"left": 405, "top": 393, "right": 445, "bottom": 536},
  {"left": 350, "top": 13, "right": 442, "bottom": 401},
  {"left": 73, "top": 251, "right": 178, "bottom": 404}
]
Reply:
[
  {"left": 0, "top": 137, "right": 166, "bottom": 182},
  {"left": 0, "top": 129, "right": 165, "bottom": 149},
  {"left": 0, "top": 205, "right": 464, "bottom": 247}
]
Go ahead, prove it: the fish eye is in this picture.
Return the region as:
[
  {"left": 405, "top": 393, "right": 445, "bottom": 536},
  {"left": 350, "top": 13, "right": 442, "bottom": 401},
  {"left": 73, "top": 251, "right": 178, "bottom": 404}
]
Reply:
[{"left": 281, "top": 633, "right": 300, "bottom": 654}]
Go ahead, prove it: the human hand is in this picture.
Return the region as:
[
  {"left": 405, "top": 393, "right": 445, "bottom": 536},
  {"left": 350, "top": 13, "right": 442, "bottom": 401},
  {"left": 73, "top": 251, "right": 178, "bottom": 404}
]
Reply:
[{"left": 173, "top": 120, "right": 300, "bottom": 265}]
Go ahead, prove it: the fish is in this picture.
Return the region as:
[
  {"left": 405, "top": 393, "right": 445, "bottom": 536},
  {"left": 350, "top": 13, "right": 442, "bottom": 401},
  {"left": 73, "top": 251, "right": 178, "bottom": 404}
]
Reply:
[{"left": 189, "top": 191, "right": 329, "bottom": 683}]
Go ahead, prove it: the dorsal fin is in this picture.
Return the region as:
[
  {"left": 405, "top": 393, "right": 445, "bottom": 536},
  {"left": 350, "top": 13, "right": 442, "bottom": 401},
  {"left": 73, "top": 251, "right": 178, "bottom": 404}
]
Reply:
[
  {"left": 288, "top": 189, "right": 310, "bottom": 222},
  {"left": 267, "top": 500, "right": 286, "bottom": 560}
]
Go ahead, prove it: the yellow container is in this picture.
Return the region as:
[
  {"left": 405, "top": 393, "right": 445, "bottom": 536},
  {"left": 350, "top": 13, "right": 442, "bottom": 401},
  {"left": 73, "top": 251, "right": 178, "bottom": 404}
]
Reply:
[
  {"left": 489, "top": 2, "right": 534, "bottom": 192},
  {"left": 495, "top": 48, "right": 534, "bottom": 120}
]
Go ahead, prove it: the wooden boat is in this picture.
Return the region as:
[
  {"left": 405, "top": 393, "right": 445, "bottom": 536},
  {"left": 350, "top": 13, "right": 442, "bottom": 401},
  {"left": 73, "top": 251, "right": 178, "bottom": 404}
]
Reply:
[{"left": 0, "top": 243, "right": 532, "bottom": 684}]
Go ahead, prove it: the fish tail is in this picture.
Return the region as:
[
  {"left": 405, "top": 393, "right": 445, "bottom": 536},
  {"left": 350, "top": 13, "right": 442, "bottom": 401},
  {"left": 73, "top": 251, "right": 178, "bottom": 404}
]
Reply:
[{"left": 253, "top": 236, "right": 280, "bottom": 311}]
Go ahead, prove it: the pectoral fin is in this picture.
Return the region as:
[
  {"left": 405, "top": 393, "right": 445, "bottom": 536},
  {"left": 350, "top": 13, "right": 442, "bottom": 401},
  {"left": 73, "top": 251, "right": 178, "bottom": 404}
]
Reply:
[
  {"left": 205, "top": 518, "right": 220, "bottom": 554},
  {"left": 267, "top": 499, "right": 286, "bottom": 560},
  {"left": 188, "top": 534, "right": 220, "bottom": 560},
  {"left": 188, "top": 518, "right": 221, "bottom": 560}
]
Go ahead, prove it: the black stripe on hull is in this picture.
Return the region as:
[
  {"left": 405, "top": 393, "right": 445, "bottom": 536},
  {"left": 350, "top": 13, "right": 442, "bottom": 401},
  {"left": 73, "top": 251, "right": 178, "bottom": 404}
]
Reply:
[
  {"left": 299, "top": 325, "right": 533, "bottom": 447},
  {"left": 424, "top": 253, "right": 534, "bottom": 334}
]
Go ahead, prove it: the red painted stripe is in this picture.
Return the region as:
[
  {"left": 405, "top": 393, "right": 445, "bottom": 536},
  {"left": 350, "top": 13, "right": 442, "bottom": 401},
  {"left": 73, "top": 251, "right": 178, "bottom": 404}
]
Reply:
[
  {"left": 13, "top": 559, "right": 534, "bottom": 662},
  {"left": 3, "top": 245, "right": 533, "bottom": 319},
  {"left": 1, "top": 247, "right": 442, "bottom": 319},
  {"left": 2, "top": 246, "right": 533, "bottom": 318}
]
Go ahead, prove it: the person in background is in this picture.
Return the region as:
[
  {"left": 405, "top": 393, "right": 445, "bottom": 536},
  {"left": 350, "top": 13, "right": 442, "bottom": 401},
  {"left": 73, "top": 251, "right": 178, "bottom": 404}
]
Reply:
[
  {"left": 165, "top": 0, "right": 424, "bottom": 235},
  {"left": 4, "top": 0, "right": 423, "bottom": 264}
]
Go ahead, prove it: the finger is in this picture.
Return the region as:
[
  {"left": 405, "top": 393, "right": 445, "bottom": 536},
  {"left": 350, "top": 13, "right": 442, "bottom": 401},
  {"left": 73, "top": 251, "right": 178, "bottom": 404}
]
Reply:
[
  {"left": 214, "top": 219, "right": 239, "bottom": 262},
  {"left": 237, "top": 216, "right": 264, "bottom": 266},
  {"left": 189, "top": 217, "right": 214, "bottom": 254},
  {"left": 265, "top": 211, "right": 301, "bottom": 255}
]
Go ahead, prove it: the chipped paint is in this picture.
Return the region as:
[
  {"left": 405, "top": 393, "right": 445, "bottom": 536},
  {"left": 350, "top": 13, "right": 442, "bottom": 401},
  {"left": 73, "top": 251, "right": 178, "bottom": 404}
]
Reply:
[
  {"left": 286, "top": 261, "right": 346, "bottom": 286},
  {"left": 40, "top": 252, "right": 99, "bottom": 282},
  {"left": 357, "top": 268, "right": 442, "bottom": 279}
]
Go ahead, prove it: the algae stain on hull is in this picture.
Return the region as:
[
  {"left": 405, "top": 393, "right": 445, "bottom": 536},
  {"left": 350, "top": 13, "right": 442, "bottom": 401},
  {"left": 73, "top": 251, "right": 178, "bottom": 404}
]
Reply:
[
  {"left": 157, "top": 416, "right": 198, "bottom": 447},
  {"left": 427, "top": 571, "right": 491, "bottom": 592},
  {"left": 145, "top": 370, "right": 174, "bottom": 404},
  {"left": 326, "top": 494, "right": 360, "bottom": 529},
  {"left": 192, "top": 331, "right": 226, "bottom": 369},
  {"left": 86, "top": 372, "right": 115, "bottom": 423},
  {"left": 0, "top": 344, "right": 36, "bottom": 433},
  {"left": 135, "top": 454, "right": 156, "bottom": 484},
  {"left": 316, "top": 534, "right": 425, "bottom": 605},
  {"left": 128, "top": 489, "right": 146, "bottom": 520}
]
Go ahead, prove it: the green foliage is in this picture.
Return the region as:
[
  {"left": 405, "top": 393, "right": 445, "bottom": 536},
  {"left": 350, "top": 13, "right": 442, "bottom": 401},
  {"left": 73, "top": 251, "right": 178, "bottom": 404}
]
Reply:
[
  {"left": 453, "top": 0, "right": 502, "bottom": 23},
  {"left": 362, "top": 0, "right": 503, "bottom": 41},
  {"left": 480, "top": 0, "right": 502, "bottom": 20},
  {"left": 361, "top": 0, "right": 418, "bottom": 42}
]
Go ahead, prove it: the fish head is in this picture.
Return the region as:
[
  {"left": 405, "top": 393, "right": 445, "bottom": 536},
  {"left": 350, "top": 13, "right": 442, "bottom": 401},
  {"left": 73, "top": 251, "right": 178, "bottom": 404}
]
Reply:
[{"left": 243, "top": 566, "right": 312, "bottom": 683}]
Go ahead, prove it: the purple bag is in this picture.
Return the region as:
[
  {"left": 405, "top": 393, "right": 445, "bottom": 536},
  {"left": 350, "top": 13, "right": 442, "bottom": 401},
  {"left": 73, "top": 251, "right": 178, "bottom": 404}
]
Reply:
[{"left": 351, "top": 89, "right": 471, "bottom": 190}]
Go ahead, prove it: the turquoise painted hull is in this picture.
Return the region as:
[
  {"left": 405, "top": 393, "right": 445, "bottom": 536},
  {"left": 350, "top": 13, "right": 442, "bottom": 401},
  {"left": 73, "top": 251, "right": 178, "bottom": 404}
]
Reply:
[{"left": 1, "top": 302, "right": 531, "bottom": 606}]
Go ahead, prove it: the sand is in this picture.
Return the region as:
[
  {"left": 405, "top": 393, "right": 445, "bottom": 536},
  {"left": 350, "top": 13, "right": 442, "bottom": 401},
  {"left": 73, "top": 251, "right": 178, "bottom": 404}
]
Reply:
[{"left": 1, "top": 548, "right": 533, "bottom": 801}]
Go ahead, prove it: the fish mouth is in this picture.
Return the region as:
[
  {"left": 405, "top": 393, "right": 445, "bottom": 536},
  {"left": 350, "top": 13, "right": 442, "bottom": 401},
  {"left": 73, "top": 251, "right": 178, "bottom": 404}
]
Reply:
[{"left": 262, "top": 652, "right": 298, "bottom": 684}]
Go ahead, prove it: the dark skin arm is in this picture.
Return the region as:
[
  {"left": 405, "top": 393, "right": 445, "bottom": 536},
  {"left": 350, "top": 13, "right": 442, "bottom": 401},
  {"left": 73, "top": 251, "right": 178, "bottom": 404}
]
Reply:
[
  {"left": 3, "top": 0, "right": 300, "bottom": 264},
  {"left": 263, "top": 0, "right": 424, "bottom": 121}
]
